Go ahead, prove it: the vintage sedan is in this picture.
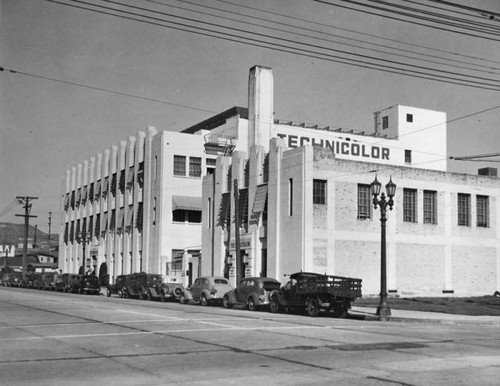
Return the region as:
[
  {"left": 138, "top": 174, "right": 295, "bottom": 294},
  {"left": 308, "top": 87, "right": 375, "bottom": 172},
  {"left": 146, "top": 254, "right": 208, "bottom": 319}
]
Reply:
[
  {"left": 180, "top": 276, "right": 232, "bottom": 306},
  {"left": 223, "top": 277, "right": 281, "bottom": 311}
]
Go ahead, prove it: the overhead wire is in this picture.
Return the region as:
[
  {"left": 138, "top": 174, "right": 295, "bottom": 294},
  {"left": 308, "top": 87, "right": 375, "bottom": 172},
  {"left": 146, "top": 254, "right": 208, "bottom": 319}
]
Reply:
[
  {"left": 212, "top": 0, "right": 500, "bottom": 65},
  {"left": 43, "top": 0, "right": 500, "bottom": 91},
  {"left": 165, "top": 0, "right": 500, "bottom": 76},
  {"left": 313, "top": 0, "right": 500, "bottom": 42}
]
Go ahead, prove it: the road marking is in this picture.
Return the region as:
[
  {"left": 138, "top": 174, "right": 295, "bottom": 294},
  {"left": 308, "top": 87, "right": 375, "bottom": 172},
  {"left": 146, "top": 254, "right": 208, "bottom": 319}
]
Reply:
[{"left": 0, "top": 325, "right": 324, "bottom": 341}]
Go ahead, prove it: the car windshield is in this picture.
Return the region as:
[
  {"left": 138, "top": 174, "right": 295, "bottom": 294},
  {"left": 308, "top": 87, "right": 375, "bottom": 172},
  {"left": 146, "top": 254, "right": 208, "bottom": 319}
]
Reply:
[
  {"left": 83, "top": 276, "right": 99, "bottom": 284},
  {"left": 214, "top": 279, "right": 229, "bottom": 285}
]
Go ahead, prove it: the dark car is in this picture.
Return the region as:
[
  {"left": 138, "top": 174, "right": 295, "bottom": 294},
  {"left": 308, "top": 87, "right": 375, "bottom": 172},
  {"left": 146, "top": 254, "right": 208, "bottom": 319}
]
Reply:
[
  {"left": 106, "top": 275, "right": 127, "bottom": 297},
  {"left": 180, "top": 276, "right": 232, "bottom": 306},
  {"left": 76, "top": 275, "right": 100, "bottom": 295},
  {"left": 223, "top": 277, "right": 281, "bottom": 311}
]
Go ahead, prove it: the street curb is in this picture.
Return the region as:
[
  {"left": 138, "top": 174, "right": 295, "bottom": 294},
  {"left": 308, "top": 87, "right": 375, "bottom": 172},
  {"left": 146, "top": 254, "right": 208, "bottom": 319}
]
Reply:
[{"left": 360, "top": 314, "right": 500, "bottom": 327}]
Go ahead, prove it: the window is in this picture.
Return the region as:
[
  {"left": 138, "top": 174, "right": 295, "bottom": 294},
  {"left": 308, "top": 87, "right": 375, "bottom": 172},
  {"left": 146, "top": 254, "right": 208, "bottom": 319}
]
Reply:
[
  {"left": 289, "top": 178, "right": 293, "bottom": 216},
  {"left": 173, "top": 209, "right": 202, "bottom": 223},
  {"left": 189, "top": 157, "right": 202, "bottom": 177},
  {"left": 403, "top": 188, "right": 417, "bottom": 223},
  {"left": 406, "top": 113, "right": 413, "bottom": 122},
  {"left": 206, "top": 158, "right": 216, "bottom": 175},
  {"left": 423, "top": 190, "right": 437, "bottom": 224},
  {"left": 477, "top": 195, "right": 489, "bottom": 228},
  {"left": 174, "top": 155, "right": 186, "bottom": 176},
  {"left": 357, "top": 184, "right": 371, "bottom": 219},
  {"left": 313, "top": 179, "right": 327, "bottom": 205},
  {"left": 458, "top": 193, "right": 470, "bottom": 226},
  {"left": 382, "top": 116, "right": 389, "bottom": 129},
  {"left": 405, "top": 150, "right": 412, "bottom": 164},
  {"left": 153, "top": 198, "right": 156, "bottom": 226}
]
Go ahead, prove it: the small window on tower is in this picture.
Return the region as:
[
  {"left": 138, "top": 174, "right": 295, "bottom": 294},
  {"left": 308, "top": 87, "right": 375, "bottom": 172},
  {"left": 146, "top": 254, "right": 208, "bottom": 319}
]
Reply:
[
  {"left": 405, "top": 150, "right": 412, "bottom": 164},
  {"left": 406, "top": 114, "right": 413, "bottom": 122},
  {"left": 382, "top": 116, "right": 389, "bottom": 129}
]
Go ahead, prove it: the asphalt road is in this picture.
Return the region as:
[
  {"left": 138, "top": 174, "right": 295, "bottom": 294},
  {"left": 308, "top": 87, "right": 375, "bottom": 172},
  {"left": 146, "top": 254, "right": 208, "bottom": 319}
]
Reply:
[{"left": 1, "top": 287, "right": 499, "bottom": 386}]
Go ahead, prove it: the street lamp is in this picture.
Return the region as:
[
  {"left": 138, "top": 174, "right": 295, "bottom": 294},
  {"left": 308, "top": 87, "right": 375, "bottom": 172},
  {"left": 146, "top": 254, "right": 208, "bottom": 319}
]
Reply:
[
  {"left": 77, "top": 231, "right": 92, "bottom": 275},
  {"left": 371, "top": 175, "right": 396, "bottom": 320}
]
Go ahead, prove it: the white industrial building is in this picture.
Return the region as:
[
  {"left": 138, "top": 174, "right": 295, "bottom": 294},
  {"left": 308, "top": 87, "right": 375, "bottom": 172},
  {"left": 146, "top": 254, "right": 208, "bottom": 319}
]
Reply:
[{"left": 60, "top": 65, "right": 500, "bottom": 295}]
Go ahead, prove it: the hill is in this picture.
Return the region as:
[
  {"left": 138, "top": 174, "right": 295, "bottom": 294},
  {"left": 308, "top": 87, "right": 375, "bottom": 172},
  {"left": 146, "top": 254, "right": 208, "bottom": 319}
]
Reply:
[{"left": 0, "top": 222, "right": 56, "bottom": 247}]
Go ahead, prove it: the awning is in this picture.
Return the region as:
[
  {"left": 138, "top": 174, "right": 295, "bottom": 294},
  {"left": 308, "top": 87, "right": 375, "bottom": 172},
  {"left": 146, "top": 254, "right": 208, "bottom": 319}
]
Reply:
[
  {"left": 117, "top": 208, "right": 124, "bottom": 230},
  {"left": 217, "top": 193, "right": 230, "bottom": 228},
  {"left": 251, "top": 184, "right": 268, "bottom": 225},
  {"left": 125, "top": 206, "right": 133, "bottom": 228},
  {"left": 172, "top": 195, "right": 202, "bottom": 211}
]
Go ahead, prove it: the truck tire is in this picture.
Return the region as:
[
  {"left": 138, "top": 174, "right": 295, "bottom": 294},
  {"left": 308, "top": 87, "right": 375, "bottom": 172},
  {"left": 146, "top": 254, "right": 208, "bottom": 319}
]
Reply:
[
  {"left": 200, "top": 293, "right": 208, "bottom": 306},
  {"left": 270, "top": 295, "right": 281, "bottom": 313},
  {"left": 106, "top": 288, "right": 111, "bottom": 297},
  {"left": 146, "top": 290, "right": 152, "bottom": 301},
  {"left": 306, "top": 298, "right": 320, "bottom": 317},
  {"left": 247, "top": 297, "right": 256, "bottom": 311},
  {"left": 332, "top": 303, "right": 348, "bottom": 318}
]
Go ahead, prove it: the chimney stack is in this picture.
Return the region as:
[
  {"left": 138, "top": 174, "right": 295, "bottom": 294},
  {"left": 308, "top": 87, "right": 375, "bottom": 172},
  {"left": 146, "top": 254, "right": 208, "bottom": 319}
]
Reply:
[{"left": 248, "top": 65, "right": 274, "bottom": 153}]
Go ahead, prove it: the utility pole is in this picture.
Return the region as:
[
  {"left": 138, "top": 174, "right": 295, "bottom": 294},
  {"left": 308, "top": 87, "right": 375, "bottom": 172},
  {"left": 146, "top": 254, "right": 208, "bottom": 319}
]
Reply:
[
  {"left": 233, "top": 179, "right": 242, "bottom": 285},
  {"left": 48, "top": 212, "right": 52, "bottom": 246},
  {"left": 15, "top": 196, "right": 38, "bottom": 281}
]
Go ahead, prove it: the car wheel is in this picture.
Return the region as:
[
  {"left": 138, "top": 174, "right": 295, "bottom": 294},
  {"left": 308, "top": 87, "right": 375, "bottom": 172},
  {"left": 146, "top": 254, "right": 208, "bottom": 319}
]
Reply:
[
  {"left": 223, "top": 295, "right": 233, "bottom": 309},
  {"left": 200, "top": 294, "right": 208, "bottom": 306},
  {"left": 146, "top": 291, "right": 153, "bottom": 301},
  {"left": 106, "top": 288, "right": 111, "bottom": 297},
  {"left": 117, "top": 288, "right": 124, "bottom": 298},
  {"left": 270, "top": 295, "right": 281, "bottom": 313},
  {"left": 247, "top": 297, "right": 256, "bottom": 311},
  {"left": 306, "top": 298, "right": 320, "bottom": 317},
  {"left": 160, "top": 291, "right": 166, "bottom": 302},
  {"left": 138, "top": 290, "right": 144, "bottom": 300},
  {"left": 179, "top": 293, "right": 187, "bottom": 304},
  {"left": 174, "top": 287, "right": 183, "bottom": 297}
]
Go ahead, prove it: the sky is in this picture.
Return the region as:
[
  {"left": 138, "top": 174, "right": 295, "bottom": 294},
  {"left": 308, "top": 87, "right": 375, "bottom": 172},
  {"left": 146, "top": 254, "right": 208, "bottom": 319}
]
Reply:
[{"left": 1, "top": 0, "right": 500, "bottom": 234}]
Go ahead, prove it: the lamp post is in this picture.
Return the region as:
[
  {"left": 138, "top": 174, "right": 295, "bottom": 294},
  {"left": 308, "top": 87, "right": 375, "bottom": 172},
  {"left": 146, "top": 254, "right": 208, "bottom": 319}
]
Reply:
[
  {"left": 371, "top": 175, "right": 396, "bottom": 320},
  {"left": 77, "top": 230, "right": 92, "bottom": 275}
]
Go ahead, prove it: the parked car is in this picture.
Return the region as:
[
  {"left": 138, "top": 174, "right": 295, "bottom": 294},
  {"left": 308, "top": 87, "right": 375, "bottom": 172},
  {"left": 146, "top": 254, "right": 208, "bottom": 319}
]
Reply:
[
  {"left": 106, "top": 275, "right": 127, "bottom": 297},
  {"left": 58, "top": 273, "right": 80, "bottom": 293},
  {"left": 180, "top": 276, "right": 232, "bottom": 306},
  {"left": 40, "top": 272, "right": 56, "bottom": 291},
  {"left": 76, "top": 275, "right": 101, "bottom": 295},
  {"left": 223, "top": 277, "right": 281, "bottom": 311},
  {"left": 159, "top": 276, "right": 185, "bottom": 302}
]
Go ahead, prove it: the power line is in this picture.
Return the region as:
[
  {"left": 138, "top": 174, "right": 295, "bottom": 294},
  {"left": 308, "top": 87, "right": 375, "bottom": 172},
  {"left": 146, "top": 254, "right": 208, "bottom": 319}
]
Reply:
[
  {"left": 0, "top": 66, "right": 216, "bottom": 114},
  {"left": 314, "top": 0, "right": 500, "bottom": 42},
  {"left": 166, "top": 0, "right": 500, "bottom": 76},
  {"left": 213, "top": 0, "right": 500, "bottom": 65},
  {"left": 43, "top": 0, "right": 500, "bottom": 91}
]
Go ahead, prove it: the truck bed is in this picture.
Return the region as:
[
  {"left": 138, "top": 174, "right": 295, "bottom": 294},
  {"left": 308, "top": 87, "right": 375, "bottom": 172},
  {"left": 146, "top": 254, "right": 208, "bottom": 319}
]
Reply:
[{"left": 295, "top": 275, "right": 362, "bottom": 298}]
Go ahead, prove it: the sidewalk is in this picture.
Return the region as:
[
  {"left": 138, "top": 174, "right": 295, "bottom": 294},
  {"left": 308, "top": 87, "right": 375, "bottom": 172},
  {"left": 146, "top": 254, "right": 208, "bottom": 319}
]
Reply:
[{"left": 350, "top": 306, "right": 500, "bottom": 326}]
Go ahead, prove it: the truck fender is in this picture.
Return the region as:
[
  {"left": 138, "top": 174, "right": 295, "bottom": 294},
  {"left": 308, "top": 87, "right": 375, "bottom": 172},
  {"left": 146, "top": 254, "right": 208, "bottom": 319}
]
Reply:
[
  {"left": 269, "top": 289, "right": 283, "bottom": 304},
  {"left": 225, "top": 290, "right": 237, "bottom": 304},
  {"left": 149, "top": 287, "right": 160, "bottom": 298}
]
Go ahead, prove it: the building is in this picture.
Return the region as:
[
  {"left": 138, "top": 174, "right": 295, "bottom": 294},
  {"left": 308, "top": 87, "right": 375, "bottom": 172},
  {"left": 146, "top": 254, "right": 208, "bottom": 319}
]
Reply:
[
  {"left": 201, "top": 66, "right": 500, "bottom": 296},
  {"left": 60, "top": 65, "right": 500, "bottom": 295}
]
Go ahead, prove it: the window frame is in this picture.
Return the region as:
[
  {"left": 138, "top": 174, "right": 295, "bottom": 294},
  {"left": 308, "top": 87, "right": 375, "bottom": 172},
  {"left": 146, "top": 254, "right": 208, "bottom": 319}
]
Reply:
[
  {"left": 476, "top": 195, "right": 489, "bottom": 228},
  {"left": 313, "top": 179, "right": 327, "bottom": 205},
  {"left": 403, "top": 188, "right": 417, "bottom": 223},
  {"left": 457, "top": 193, "right": 471, "bottom": 227},
  {"left": 357, "top": 184, "right": 371, "bottom": 220},
  {"left": 173, "top": 155, "right": 186, "bottom": 176},
  {"left": 423, "top": 190, "right": 437, "bottom": 224}
]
